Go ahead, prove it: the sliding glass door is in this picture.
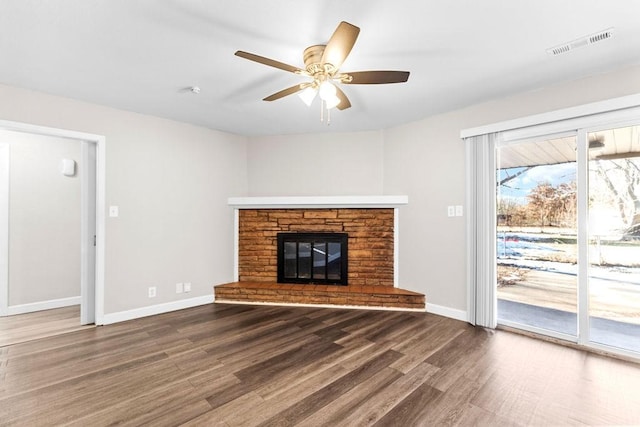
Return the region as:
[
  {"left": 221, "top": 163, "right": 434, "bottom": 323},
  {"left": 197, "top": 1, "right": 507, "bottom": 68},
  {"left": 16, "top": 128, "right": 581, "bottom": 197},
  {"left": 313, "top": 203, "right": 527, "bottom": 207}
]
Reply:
[
  {"left": 496, "top": 135, "right": 578, "bottom": 338},
  {"left": 587, "top": 125, "right": 640, "bottom": 353},
  {"left": 496, "top": 123, "right": 640, "bottom": 356}
]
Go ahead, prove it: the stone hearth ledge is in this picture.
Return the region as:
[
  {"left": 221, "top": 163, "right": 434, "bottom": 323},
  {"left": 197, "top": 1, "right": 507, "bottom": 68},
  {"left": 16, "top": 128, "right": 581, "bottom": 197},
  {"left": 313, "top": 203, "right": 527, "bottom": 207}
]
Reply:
[{"left": 214, "top": 282, "right": 425, "bottom": 312}]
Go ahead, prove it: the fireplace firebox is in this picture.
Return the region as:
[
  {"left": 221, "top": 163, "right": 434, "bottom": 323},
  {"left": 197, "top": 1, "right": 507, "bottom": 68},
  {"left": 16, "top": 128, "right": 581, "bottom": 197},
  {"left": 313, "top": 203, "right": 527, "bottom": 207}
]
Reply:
[{"left": 277, "top": 232, "right": 348, "bottom": 285}]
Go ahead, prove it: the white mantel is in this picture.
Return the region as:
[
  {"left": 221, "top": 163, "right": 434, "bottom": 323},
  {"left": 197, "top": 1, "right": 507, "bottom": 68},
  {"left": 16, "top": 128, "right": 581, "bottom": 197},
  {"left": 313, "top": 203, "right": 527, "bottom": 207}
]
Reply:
[
  {"left": 228, "top": 195, "right": 408, "bottom": 287},
  {"left": 227, "top": 195, "right": 408, "bottom": 209}
]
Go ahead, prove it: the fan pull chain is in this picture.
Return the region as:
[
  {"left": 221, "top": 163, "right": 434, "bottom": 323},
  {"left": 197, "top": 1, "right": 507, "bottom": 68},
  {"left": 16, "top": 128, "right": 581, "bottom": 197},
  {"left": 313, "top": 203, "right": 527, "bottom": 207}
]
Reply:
[{"left": 319, "top": 100, "right": 331, "bottom": 125}]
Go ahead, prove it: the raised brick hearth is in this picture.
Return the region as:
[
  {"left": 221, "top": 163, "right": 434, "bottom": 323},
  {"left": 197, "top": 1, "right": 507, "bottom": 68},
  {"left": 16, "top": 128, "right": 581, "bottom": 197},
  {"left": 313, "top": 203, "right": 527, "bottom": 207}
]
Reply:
[
  {"left": 214, "top": 282, "right": 425, "bottom": 310},
  {"left": 215, "top": 197, "right": 425, "bottom": 310}
]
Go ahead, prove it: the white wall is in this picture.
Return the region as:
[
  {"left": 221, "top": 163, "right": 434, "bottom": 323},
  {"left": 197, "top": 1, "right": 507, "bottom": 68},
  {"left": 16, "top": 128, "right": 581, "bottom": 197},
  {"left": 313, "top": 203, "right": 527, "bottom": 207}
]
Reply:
[
  {"left": 0, "top": 84, "right": 248, "bottom": 316},
  {"left": 383, "top": 117, "right": 467, "bottom": 312},
  {"left": 248, "top": 131, "right": 384, "bottom": 196},
  {"left": 1, "top": 130, "right": 80, "bottom": 306}
]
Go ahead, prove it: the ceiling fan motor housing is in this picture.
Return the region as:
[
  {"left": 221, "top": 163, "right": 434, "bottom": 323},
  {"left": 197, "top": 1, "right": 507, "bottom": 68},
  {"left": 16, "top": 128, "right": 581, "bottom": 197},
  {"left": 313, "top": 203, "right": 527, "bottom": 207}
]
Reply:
[{"left": 303, "top": 44, "right": 338, "bottom": 77}]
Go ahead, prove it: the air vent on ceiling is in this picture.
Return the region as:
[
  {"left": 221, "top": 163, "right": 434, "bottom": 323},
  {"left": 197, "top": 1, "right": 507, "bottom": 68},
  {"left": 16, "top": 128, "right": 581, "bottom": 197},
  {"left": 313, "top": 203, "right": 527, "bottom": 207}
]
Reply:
[{"left": 546, "top": 27, "right": 614, "bottom": 56}]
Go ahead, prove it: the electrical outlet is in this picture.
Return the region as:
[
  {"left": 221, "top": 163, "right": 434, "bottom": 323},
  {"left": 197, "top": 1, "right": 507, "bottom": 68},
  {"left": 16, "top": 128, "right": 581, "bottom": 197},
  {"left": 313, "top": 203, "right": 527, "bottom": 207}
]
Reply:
[
  {"left": 184, "top": 282, "right": 191, "bottom": 293},
  {"left": 447, "top": 206, "right": 455, "bottom": 217},
  {"left": 455, "top": 205, "right": 463, "bottom": 217},
  {"left": 109, "top": 206, "right": 119, "bottom": 217},
  {"left": 176, "top": 283, "right": 184, "bottom": 294},
  {"left": 148, "top": 286, "right": 156, "bottom": 298}
]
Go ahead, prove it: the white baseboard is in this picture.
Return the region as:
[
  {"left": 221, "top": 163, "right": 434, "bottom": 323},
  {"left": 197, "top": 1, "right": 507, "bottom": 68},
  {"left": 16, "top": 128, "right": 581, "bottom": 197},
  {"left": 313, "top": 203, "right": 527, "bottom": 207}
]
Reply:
[
  {"left": 100, "top": 294, "right": 214, "bottom": 325},
  {"left": 7, "top": 296, "right": 81, "bottom": 316},
  {"left": 99, "top": 296, "right": 466, "bottom": 325},
  {"left": 426, "top": 303, "right": 468, "bottom": 322}
]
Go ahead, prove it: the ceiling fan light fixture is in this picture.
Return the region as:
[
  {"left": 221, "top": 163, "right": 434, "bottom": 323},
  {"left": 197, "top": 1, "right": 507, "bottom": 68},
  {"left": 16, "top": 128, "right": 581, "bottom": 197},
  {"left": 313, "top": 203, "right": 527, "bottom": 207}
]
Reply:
[
  {"left": 298, "top": 86, "right": 317, "bottom": 106},
  {"left": 325, "top": 94, "right": 341, "bottom": 110},
  {"left": 319, "top": 81, "right": 337, "bottom": 101}
]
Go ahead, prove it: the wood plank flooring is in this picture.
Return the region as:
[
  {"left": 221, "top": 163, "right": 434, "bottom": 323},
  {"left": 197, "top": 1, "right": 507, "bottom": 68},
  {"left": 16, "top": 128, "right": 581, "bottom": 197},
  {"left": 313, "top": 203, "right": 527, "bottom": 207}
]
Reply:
[
  {"left": 1, "top": 303, "right": 639, "bottom": 426},
  {"left": 0, "top": 306, "right": 93, "bottom": 347}
]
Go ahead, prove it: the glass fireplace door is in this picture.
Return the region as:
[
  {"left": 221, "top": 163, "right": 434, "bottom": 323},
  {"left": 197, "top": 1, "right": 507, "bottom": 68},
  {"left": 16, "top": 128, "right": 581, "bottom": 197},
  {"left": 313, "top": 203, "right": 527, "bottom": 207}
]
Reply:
[{"left": 277, "top": 232, "right": 348, "bottom": 285}]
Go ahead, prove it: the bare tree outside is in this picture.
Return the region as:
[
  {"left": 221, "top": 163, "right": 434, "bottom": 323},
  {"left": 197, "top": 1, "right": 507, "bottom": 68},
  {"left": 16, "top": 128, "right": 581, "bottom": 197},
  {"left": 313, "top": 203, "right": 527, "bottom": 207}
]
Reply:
[{"left": 591, "top": 157, "right": 640, "bottom": 239}]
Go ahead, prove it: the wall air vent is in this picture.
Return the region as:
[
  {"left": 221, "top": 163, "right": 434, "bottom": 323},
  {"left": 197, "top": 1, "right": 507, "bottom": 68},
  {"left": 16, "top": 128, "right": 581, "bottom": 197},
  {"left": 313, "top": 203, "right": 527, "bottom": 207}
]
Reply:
[{"left": 546, "top": 27, "right": 614, "bottom": 56}]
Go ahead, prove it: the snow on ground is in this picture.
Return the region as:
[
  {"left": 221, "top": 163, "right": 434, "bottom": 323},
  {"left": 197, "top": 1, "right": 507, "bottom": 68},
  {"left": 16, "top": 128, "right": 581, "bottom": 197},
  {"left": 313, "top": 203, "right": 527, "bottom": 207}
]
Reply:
[{"left": 497, "top": 232, "right": 640, "bottom": 285}]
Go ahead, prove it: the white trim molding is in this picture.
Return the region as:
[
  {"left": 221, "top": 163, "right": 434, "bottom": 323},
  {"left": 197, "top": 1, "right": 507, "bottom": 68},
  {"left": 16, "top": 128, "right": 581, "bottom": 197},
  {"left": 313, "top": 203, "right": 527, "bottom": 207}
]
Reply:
[
  {"left": 393, "top": 207, "right": 400, "bottom": 288},
  {"left": 228, "top": 195, "right": 408, "bottom": 209},
  {"left": 426, "top": 303, "right": 468, "bottom": 322},
  {"left": 8, "top": 296, "right": 81, "bottom": 316},
  {"left": 101, "top": 295, "right": 214, "bottom": 325},
  {"left": 0, "top": 142, "right": 8, "bottom": 316},
  {"left": 461, "top": 92, "right": 640, "bottom": 138}
]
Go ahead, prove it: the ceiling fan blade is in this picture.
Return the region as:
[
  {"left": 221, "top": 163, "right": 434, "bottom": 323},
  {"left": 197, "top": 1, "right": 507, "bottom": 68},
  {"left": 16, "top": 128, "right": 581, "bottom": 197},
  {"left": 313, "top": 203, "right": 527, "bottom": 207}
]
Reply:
[
  {"left": 344, "top": 71, "right": 410, "bottom": 84},
  {"left": 321, "top": 21, "right": 360, "bottom": 70},
  {"left": 263, "top": 84, "right": 305, "bottom": 101},
  {"left": 335, "top": 86, "right": 351, "bottom": 110},
  {"left": 235, "top": 51, "right": 304, "bottom": 74}
]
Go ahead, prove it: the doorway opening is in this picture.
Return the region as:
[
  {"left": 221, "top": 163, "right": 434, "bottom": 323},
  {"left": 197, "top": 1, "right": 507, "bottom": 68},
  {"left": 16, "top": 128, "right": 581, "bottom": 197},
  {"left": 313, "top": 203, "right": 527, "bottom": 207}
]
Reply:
[{"left": 0, "top": 120, "right": 105, "bottom": 334}]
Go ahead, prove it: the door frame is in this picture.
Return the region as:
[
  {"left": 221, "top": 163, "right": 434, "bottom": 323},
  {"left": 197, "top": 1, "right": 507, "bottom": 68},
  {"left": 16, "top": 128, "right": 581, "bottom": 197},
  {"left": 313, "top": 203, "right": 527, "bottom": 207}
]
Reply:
[
  {"left": 80, "top": 141, "right": 97, "bottom": 325},
  {"left": 0, "top": 120, "right": 105, "bottom": 325},
  {"left": 0, "top": 141, "right": 8, "bottom": 316}
]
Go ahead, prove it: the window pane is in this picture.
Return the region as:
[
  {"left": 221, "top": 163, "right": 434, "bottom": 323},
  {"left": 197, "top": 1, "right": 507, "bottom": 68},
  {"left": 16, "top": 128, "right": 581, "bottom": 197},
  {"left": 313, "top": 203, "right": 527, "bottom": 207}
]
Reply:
[
  {"left": 496, "top": 135, "right": 578, "bottom": 337},
  {"left": 298, "top": 242, "right": 311, "bottom": 279},
  {"left": 313, "top": 242, "right": 326, "bottom": 279},
  {"left": 283, "top": 242, "right": 297, "bottom": 278},
  {"left": 587, "top": 125, "right": 640, "bottom": 353},
  {"left": 327, "top": 242, "right": 342, "bottom": 280}
]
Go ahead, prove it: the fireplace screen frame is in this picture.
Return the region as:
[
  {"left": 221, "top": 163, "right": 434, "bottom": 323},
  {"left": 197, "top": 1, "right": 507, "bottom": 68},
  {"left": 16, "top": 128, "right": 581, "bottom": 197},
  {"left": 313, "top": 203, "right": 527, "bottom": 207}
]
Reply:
[{"left": 276, "top": 232, "right": 348, "bottom": 285}]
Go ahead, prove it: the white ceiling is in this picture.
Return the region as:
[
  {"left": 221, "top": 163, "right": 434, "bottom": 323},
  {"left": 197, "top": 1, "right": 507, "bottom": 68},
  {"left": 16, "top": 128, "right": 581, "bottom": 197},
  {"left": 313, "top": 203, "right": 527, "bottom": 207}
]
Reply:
[{"left": 1, "top": 0, "right": 640, "bottom": 137}]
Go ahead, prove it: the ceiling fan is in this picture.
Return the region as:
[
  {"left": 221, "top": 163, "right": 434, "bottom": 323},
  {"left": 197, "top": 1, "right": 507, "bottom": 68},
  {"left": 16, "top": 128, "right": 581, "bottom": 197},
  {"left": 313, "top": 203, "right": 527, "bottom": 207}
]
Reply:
[{"left": 235, "top": 21, "right": 410, "bottom": 115}]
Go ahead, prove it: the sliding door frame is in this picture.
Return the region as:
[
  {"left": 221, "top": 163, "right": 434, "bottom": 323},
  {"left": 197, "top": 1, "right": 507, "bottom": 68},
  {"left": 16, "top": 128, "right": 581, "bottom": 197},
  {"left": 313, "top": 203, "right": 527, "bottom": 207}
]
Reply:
[
  {"left": 496, "top": 130, "right": 580, "bottom": 343},
  {"left": 464, "top": 95, "right": 640, "bottom": 359},
  {"left": 576, "top": 128, "right": 590, "bottom": 347},
  {"left": 500, "top": 117, "right": 640, "bottom": 358}
]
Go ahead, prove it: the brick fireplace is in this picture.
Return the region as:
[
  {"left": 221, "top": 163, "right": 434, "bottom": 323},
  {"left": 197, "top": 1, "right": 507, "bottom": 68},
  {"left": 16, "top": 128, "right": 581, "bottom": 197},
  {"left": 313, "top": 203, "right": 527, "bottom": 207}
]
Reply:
[
  {"left": 214, "top": 196, "right": 425, "bottom": 310},
  {"left": 239, "top": 208, "right": 394, "bottom": 286}
]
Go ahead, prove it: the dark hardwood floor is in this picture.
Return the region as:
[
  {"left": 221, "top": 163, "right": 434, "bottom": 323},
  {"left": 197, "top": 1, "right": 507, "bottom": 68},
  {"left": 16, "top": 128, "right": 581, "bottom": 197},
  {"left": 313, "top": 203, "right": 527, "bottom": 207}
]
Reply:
[{"left": 1, "top": 303, "right": 639, "bottom": 426}]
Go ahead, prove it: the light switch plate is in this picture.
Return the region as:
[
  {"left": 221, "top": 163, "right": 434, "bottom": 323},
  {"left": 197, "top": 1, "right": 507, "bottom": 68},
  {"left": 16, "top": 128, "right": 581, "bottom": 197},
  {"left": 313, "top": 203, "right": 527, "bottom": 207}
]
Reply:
[
  {"left": 455, "top": 205, "right": 463, "bottom": 217},
  {"left": 109, "top": 206, "right": 119, "bottom": 217}
]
